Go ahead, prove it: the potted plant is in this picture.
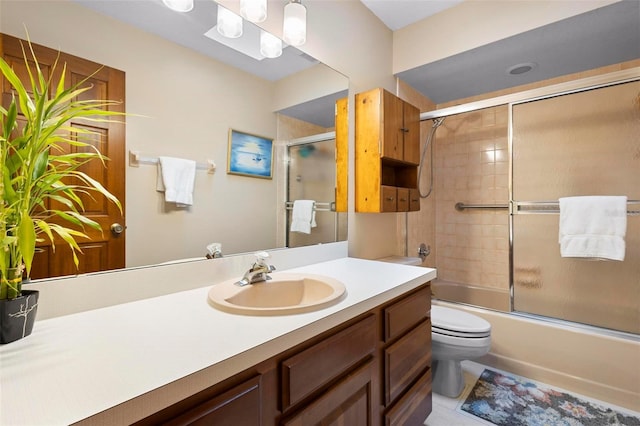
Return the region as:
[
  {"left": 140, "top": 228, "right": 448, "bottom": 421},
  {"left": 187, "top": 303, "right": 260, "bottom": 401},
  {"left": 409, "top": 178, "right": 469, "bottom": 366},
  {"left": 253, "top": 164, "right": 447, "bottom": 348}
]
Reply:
[{"left": 0, "top": 40, "right": 122, "bottom": 344}]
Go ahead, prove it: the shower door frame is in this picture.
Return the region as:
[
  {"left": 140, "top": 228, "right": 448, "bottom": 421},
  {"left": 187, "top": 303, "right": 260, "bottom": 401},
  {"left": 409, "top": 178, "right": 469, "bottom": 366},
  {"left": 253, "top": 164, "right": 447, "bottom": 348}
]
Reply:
[{"left": 420, "top": 67, "right": 640, "bottom": 340}]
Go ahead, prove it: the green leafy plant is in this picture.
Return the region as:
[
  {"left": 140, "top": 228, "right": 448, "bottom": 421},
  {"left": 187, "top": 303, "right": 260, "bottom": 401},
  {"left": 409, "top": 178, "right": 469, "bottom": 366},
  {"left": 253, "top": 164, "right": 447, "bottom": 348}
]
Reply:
[{"left": 0, "top": 41, "right": 123, "bottom": 299}]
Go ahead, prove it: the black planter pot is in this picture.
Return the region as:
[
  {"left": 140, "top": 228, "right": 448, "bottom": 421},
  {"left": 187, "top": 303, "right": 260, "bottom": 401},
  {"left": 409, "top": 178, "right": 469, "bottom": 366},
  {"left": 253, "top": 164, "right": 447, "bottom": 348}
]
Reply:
[{"left": 0, "top": 290, "right": 39, "bottom": 344}]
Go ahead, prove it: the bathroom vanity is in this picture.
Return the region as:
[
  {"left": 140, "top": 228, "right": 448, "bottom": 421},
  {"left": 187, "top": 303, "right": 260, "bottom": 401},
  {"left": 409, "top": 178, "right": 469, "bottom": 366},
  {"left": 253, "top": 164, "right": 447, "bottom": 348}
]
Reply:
[{"left": 0, "top": 257, "right": 436, "bottom": 425}]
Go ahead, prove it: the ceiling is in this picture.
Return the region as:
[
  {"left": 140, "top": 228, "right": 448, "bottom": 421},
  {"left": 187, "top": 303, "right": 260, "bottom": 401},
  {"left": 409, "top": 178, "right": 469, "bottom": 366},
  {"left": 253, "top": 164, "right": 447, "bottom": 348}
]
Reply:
[
  {"left": 360, "top": 0, "right": 464, "bottom": 31},
  {"left": 395, "top": 0, "right": 640, "bottom": 104},
  {"left": 73, "top": 0, "right": 639, "bottom": 116}
]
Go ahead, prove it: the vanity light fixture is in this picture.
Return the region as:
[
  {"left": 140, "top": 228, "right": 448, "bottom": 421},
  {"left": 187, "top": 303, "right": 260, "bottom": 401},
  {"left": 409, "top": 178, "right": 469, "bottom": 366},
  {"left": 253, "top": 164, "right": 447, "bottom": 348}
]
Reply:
[
  {"left": 162, "top": 0, "right": 193, "bottom": 13},
  {"left": 260, "top": 30, "right": 282, "bottom": 58},
  {"left": 283, "top": 0, "right": 306, "bottom": 46},
  {"left": 240, "top": 0, "right": 267, "bottom": 23},
  {"left": 217, "top": 5, "right": 243, "bottom": 38}
]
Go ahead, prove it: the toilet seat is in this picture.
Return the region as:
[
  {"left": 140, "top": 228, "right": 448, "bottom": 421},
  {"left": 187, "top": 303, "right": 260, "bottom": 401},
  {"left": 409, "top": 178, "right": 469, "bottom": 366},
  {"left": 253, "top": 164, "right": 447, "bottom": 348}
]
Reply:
[{"left": 431, "top": 305, "right": 491, "bottom": 338}]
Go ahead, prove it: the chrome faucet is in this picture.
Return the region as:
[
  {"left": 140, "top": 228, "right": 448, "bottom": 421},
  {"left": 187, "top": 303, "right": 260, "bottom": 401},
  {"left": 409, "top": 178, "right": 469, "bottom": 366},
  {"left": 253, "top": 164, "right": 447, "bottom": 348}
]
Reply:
[{"left": 235, "top": 251, "right": 276, "bottom": 286}]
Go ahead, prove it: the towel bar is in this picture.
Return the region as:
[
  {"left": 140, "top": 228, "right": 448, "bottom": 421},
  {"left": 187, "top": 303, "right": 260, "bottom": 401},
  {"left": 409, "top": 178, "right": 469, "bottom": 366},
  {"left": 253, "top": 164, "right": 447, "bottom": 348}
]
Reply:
[
  {"left": 129, "top": 150, "right": 216, "bottom": 174},
  {"left": 455, "top": 202, "right": 509, "bottom": 211},
  {"left": 514, "top": 200, "right": 640, "bottom": 216},
  {"left": 285, "top": 201, "right": 335, "bottom": 212},
  {"left": 455, "top": 201, "right": 640, "bottom": 215}
]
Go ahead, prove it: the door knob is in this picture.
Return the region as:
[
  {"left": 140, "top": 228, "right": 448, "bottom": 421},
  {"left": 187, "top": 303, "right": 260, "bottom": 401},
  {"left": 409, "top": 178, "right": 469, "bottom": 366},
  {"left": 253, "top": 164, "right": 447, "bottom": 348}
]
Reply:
[{"left": 110, "top": 223, "right": 125, "bottom": 236}]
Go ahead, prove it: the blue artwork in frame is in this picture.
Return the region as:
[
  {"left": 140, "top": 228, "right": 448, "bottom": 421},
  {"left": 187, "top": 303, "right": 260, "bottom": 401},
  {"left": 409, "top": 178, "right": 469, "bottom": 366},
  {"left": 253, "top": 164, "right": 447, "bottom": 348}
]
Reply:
[{"left": 227, "top": 129, "right": 273, "bottom": 179}]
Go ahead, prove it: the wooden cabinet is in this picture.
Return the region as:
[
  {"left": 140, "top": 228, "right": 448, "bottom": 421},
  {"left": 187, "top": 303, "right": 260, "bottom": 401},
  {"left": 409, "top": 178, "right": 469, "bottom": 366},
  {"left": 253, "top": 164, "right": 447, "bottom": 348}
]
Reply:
[
  {"left": 135, "top": 284, "right": 432, "bottom": 426},
  {"left": 381, "top": 285, "right": 433, "bottom": 424},
  {"left": 355, "top": 88, "right": 421, "bottom": 212}
]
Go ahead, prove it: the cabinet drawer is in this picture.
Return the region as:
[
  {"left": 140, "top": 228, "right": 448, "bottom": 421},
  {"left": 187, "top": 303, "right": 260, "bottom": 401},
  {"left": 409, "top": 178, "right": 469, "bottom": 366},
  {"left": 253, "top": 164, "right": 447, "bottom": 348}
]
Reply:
[
  {"left": 384, "top": 285, "right": 431, "bottom": 342},
  {"left": 397, "top": 188, "right": 409, "bottom": 212},
  {"left": 385, "top": 320, "right": 432, "bottom": 405},
  {"left": 282, "top": 361, "right": 374, "bottom": 426},
  {"left": 164, "top": 376, "right": 261, "bottom": 426},
  {"left": 381, "top": 186, "right": 397, "bottom": 212},
  {"left": 384, "top": 369, "right": 432, "bottom": 426},
  {"left": 409, "top": 188, "right": 420, "bottom": 211},
  {"left": 282, "top": 315, "right": 376, "bottom": 410}
]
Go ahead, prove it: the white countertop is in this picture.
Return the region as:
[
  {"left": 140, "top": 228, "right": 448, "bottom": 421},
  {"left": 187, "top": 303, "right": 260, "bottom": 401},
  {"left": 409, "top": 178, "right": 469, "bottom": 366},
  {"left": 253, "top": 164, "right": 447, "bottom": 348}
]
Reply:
[{"left": 0, "top": 257, "right": 436, "bottom": 425}]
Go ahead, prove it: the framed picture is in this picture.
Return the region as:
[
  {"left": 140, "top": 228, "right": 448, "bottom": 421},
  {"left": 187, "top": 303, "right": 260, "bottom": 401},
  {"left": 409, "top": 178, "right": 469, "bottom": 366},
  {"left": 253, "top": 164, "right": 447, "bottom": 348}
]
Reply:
[{"left": 227, "top": 129, "right": 273, "bottom": 179}]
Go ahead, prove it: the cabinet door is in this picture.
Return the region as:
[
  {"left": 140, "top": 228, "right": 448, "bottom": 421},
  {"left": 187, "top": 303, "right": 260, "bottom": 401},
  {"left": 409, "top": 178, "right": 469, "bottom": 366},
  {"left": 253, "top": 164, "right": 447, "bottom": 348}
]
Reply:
[
  {"left": 335, "top": 97, "right": 348, "bottom": 213},
  {"left": 402, "top": 101, "right": 421, "bottom": 165},
  {"left": 282, "top": 362, "right": 374, "bottom": 426},
  {"left": 382, "top": 92, "right": 404, "bottom": 161},
  {"left": 164, "top": 376, "right": 261, "bottom": 426},
  {"left": 381, "top": 186, "right": 398, "bottom": 212}
]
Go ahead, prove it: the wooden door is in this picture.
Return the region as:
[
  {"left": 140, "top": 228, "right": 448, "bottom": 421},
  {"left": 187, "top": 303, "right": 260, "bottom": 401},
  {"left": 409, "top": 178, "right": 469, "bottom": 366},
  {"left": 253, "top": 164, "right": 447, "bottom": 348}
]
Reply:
[{"left": 1, "top": 34, "right": 126, "bottom": 279}]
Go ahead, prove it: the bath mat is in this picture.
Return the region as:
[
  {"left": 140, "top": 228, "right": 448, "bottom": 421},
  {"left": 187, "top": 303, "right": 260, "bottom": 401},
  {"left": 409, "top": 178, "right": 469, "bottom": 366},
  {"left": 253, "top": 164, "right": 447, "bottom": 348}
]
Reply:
[{"left": 458, "top": 368, "right": 640, "bottom": 426}]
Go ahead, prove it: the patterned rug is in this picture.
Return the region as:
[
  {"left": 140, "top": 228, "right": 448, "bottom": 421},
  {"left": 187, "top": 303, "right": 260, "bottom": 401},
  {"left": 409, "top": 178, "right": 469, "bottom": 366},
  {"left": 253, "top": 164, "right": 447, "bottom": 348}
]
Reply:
[{"left": 459, "top": 368, "right": 640, "bottom": 426}]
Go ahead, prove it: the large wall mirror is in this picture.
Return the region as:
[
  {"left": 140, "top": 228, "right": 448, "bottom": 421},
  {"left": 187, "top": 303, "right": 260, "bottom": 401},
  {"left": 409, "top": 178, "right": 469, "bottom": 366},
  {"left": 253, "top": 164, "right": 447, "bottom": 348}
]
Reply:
[{"left": 1, "top": 0, "right": 348, "bottom": 277}]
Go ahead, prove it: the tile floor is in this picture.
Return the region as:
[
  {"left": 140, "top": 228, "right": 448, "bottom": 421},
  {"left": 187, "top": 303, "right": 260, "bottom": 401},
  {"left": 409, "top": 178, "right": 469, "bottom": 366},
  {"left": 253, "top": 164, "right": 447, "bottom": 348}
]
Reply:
[
  {"left": 423, "top": 360, "right": 640, "bottom": 426},
  {"left": 424, "top": 361, "right": 490, "bottom": 425}
]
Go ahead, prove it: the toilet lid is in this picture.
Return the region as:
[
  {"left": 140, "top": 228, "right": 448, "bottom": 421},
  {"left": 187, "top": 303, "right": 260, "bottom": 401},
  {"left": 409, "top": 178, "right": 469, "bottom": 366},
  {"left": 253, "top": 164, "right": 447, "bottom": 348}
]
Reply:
[{"left": 431, "top": 305, "right": 491, "bottom": 337}]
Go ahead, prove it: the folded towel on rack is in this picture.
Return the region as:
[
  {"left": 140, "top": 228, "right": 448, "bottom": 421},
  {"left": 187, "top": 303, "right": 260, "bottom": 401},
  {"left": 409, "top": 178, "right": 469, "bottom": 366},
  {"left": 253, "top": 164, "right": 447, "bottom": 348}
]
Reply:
[
  {"left": 290, "top": 200, "right": 316, "bottom": 234},
  {"left": 558, "top": 196, "right": 627, "bottom": 261},
  {"left": 156, "top": 156, "right": 196, "bottom": 207}
]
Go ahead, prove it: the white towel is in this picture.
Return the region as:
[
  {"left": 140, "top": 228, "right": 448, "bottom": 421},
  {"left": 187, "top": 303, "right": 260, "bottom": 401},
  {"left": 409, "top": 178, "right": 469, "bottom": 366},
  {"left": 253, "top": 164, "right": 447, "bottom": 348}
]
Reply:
[
  {"left": 156, "top": 156, "right": 196, "bottom": 207},
  {"left": 558, "top": 196, "right": 627, "bottom": 261},
  {"left": 290, "top": 200, "right": 316, "bottom": 234}
]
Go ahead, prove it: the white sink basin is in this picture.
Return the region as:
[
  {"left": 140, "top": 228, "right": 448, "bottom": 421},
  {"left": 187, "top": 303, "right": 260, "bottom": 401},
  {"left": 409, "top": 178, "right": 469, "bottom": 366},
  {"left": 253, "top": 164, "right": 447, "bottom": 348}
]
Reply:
[{"left": 208, "top": 272, "right": 347, "bottom": 316}]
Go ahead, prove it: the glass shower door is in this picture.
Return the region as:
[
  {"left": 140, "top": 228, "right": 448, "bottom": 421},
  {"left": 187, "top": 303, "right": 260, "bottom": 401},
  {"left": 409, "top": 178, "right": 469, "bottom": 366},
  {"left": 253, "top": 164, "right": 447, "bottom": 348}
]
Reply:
[
  {"left": 286, "top": 139, "right": 347, "bottom": 248},
  {"left": 511, "top": 81, "right": 640, "bottom": 334}
]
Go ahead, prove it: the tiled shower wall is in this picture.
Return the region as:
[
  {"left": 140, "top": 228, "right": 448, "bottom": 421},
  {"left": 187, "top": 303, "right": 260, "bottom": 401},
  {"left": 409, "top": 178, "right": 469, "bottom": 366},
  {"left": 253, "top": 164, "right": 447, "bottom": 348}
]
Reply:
[
  {"left": 402, "top": 59, "right": 639, "bottom": 312},
  {"left": 433, "top": 106, "right": 510, "bottom": 292}
]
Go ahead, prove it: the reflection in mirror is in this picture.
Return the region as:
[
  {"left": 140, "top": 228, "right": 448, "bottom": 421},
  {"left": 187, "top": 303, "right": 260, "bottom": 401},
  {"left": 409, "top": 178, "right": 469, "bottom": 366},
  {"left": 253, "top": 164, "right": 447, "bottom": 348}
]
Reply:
[
  {"left": 285, "top": 135, "right": 348, "bottom": 249},
  {"left": 0, "top": 0, "right": 348, "bottom": 279}
]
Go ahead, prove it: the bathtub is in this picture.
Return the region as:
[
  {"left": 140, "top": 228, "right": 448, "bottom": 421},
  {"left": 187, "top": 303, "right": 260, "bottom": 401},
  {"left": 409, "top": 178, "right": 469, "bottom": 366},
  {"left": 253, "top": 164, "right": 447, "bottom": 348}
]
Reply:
[{"left": 432, "top": 299, "right": 640, "bottom": 412}]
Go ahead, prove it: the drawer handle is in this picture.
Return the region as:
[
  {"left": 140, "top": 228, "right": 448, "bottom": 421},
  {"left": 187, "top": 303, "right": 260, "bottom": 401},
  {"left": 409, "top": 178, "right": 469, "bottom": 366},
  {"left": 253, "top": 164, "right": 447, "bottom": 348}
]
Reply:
[
  {"left": 386, "top": 197, "right": 394, "bottom": 201},
  {"left": 400, "top": 198, "right": 407, "bottom": 202}
]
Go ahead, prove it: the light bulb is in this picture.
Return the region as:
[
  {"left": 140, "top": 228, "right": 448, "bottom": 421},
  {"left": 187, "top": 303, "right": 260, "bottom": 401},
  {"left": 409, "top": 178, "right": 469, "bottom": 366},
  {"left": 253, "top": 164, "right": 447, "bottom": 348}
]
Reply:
[
  {"left": 162, "top": 0, "right": 193, "bottom": 13},
  {"left": 260, "top": 30, "right": 282, "bottom": 58},
  {"left": 240, "top": 0, "right": 267, "bottom": 23},
  {"left": 217, "top": 5, "right": 243, "bottom": 39},
  {"left": 283, "top": 0, "right": 306, "bottom": 46}
]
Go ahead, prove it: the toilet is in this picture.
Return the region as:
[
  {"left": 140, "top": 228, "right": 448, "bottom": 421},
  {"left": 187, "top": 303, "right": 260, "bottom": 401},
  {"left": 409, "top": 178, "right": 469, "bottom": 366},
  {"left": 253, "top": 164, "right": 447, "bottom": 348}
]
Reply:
[
  {"left": 376, "top": 256, "right": 492, "bottom": 398},
  {"left": 431, "top": 305, "right": 491, "bottom": 398}
]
